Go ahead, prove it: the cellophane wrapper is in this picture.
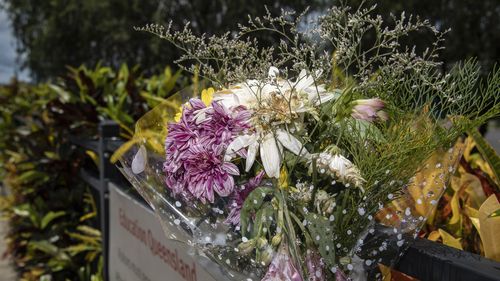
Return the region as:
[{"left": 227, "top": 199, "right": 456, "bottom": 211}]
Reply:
[{"left": 117, "top": 89, "right": 463, "bottom": 281}]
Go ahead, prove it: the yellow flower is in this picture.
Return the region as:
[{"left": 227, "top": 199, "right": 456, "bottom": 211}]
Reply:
[
  {"left": 174, "top": 87, "right": 215, "bottom": 122},
  {"left": 279, "top": 166, "right": 289, "bottom": 190},
  {"left": 174, "top": 105, "right": 185, "bottom": 122},
  {"left": 201, "top": 87, "right": 215, "bottom": 106}
]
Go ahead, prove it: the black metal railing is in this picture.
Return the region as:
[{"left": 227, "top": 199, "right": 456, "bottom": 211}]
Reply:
[
  {"left": 70, "top": 120, "right": 123, "bottom": 281},
  {"left": 74, "top": 120, "right": 500, "bottom": 281}
]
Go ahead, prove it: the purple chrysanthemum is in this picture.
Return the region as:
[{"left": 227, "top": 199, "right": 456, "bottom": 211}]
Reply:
[
  {"left": 197, "top": 101, "right": 252, "bottom": 145},
  {"left": 224, "top": 170, "right": 265, "bottom": 226},
  {"left": 163, "top": 98, "right": 251, "bottom": 203},
  {"left": 182, "top": 143, "right": 239, "bottom": 203}
]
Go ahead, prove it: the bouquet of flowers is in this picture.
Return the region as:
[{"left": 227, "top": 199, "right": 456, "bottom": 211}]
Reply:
[{"left": 115, "top": 5, "right": 500, "bottom": 280}]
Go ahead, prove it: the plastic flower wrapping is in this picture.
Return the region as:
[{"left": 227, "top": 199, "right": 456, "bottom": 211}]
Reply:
[{"left": 115, "top": 5, "right": 500, "bottom": 281}]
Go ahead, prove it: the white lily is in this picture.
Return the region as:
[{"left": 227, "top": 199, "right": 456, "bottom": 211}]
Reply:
[
  {"left": 220, "top": 67, "right": 337, "bottom": 178},
  {"left": 226, "top": 129, "right": 310, "bottom": 178}
]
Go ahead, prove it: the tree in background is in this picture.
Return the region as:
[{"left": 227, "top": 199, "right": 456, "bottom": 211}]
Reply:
[
  {"left": 1, "top": 0, "right": 499, "bottom": 81},
  {"left": 0, "top": 0, "right": 313, "bottom": 81}
]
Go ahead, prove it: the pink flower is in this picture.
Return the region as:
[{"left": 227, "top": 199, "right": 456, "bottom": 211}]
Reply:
[
  {"left": 262, "top": 244, "right": 303, "bottom": 281},
  {"left": 224, "top": 170, "right": 266, "bottom": 226},
  {"left": 351, "top": 98, "right": 388, "bottom": 122},
  {"left": 163, "top": 98, "right": 251, "bottom": 203},
  {"left": 305, "top": 250, "right": 326, "bottom": 281}
]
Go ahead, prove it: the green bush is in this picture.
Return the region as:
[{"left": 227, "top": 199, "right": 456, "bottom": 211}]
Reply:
[{"left": 0, "top": 64, "right": 187, "bottom": 280}]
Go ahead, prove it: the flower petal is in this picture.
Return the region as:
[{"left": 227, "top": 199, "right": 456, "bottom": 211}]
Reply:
[
  {"left": 189, "top": 98, "right": 206, "bottom": 110},
  {"left": 268, "top": 66, "right": 280, "bottom": 79},
  {"left": 223, "top": 162, "right": 240, "bottom": 176},
  {"left": 213, "top": 89, "right": 240, "bottom": 108},
  {"left": 294, "top": 69, "right": 314, "bottom": 92},
  {"left": 225, "top": 134, "right": 254, "bottom": 160},
  {"left": 193, "top": 107, "right": 211, "bottom": 124},
  {"left": 132, "top": 145, "right": 147, "bottom": 174},
  {"left": 276, "top": 129, "right": 309, "bottom": 158},
  {"left": 201, "top": 88, "right": 214, "bottom": 106},
  {"left": 245, "top": 140, "right": 259, "bottom": 172},
  {"left": 310, "top": 89, "right": 340, "bottom": 106},
  {"left": 260, "top": 133, "right": 281, "bottom": 178}
]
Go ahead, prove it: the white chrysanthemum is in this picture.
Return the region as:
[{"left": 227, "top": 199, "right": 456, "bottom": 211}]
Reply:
[
  {"left": 221, "top": 68, "right": 339, "bottom": 178},
  {"left": 316, "top": 152, "right": 365, "bottom": 190}
]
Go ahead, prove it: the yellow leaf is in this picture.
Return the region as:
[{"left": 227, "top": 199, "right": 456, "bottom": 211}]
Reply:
[
  {"left": 110, "top": 138, "right": 138, "bottom": 163},
  {"left": 80, "top": 211, "right": 97, "bottom": 222},
  {"left": 409, "top": 140, "right": 464, "bottom": 217},
  {"left": 449, "top": 183, "right": 461, "bottom": 225},
  {"left": 378, "top": 264, "right": 391, "bottom": 281},
  {"left": 473, "top": 158, "right": 496, "bottom": 182},
  {"left": 448, "top": 172, "right": 484, "bottom": 225},
  {"left": 463, "top": 136, "right": 475, "bottom": 163},
  {"left": 469, "top": 216, "right": 481, "bottom": 233},
  {"left": 465, "top": 205, "right": 479, "bottom": 218},
  {"left": 461, "top": 173, "right": 487, "bottom": 209},
  {"left": 478, "top": 195, "right": 500, "bottom": 261},
  {"left": 438, "top": 228, "right": 463, "bottom": 250},
  {"left": 86, "top": 150, "right": 99, "bottom": 167},
  {"left": 376, "top": 140, "right": 464, "bottom": 229},
  {"left": 427, "top": 230, "right": 441, "bottom": 241}
]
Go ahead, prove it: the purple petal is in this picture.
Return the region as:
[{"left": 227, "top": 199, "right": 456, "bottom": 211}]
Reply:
[
  {"left": 223, "top": 163, "right": 240, "bottom": 176},
  {"left": 189, "top": 98, "right": 206, "bottom": 110}
]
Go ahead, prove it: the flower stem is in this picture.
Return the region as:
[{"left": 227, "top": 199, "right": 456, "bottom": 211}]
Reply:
[{"left": 278, "top": 187, "right": 306, "bottom": 279}]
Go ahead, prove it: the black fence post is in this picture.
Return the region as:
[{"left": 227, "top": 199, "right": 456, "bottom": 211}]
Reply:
[{"left": 98, "top": 120, "right": 120, "bottom": 281}]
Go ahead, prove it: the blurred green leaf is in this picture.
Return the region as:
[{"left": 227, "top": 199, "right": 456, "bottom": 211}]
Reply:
[
  {"left": 17, "top": 170, "right": 48, "bottom": 184},
  {"left": 77, "top": 225, "right": 102, "bottom": 238},
  {"left": 40, "top": 211, "right": 66, "bottom": 230},
  {"left": 0, "top": 63, "right": 188, "bottom": 279},
  {"left": 29, "top": 240, "right": 61, "bottom": 257}
]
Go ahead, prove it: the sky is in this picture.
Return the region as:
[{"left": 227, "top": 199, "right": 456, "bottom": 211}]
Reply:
[{"left": 0, "top": 1, "right": 30, "bottom": 83}]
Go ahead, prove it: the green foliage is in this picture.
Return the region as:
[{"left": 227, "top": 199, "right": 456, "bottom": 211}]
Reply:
[
  {"left": 0, "top": 64, "right": 187, "bottom": 280},
  {"left": 0, "top": 81, "right": 102, "bottom": 280},
  {"left": 304, "top": 213, "right": 336, "bottom": 269},
  {"left": 240, "top": 187, "right": 274, "bottom": 238}
]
